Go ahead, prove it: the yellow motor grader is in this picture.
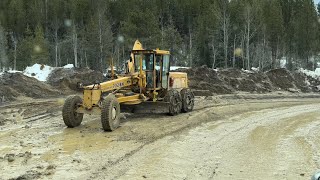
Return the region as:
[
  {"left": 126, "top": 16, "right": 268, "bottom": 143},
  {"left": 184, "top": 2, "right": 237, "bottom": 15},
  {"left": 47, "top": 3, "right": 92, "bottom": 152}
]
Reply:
[{"left": 62, "top": 40, "right": 194, "bottom": 131}]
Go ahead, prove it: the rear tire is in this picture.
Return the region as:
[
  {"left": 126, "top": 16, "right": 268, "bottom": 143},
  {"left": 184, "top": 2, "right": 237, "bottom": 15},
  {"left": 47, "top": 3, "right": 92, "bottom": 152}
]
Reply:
[
  {"left": 101, "top": 94, "right": 120, "bottom": 131},
  {"left": 180, "top": 88, "right": 195, "bottom": 112},
  {"left": 164, "top": 89, "right": 182, "bottom": 116},
  {"left": 62, "top": 95, "right": 83, "bottom": 128}
]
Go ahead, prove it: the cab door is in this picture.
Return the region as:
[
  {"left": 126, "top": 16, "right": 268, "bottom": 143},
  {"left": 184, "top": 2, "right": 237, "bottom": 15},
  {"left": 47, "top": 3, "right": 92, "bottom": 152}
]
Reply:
[
  {"left": 155, "top": 55, "right": 162, "bottom": 88},
  {"left": 144, "top": 54, "right": 155, "bottom": 89},
  {"left": 161, "top": 55, "right": 170, "bottom": 89}
]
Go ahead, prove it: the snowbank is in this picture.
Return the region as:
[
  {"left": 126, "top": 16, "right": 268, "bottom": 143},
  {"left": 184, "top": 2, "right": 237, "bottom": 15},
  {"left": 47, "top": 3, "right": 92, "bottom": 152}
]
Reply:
[
  {"left": 0, "top": 63, "right": 75, "bottom": 82},
  {"left": 23, "top": 64, "right": 54, "bottom": 82},
  {"left": 0, "top": 69, "right": 21, "bottom": 76},
  {"left": 170, "top": 66, "right": 190, "bottom": 70},
  {"left": 299, "top": 68, "right": 320, "bottom": 79},
  {"left": 63, "top": 64, "right": 74, "bottom": 68}
]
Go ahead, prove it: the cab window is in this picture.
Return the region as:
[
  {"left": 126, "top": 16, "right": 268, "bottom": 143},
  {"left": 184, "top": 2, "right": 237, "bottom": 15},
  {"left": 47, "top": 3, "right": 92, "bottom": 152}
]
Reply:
[{"left": 134, "top": 54, "right": 154, "bottom": 71}]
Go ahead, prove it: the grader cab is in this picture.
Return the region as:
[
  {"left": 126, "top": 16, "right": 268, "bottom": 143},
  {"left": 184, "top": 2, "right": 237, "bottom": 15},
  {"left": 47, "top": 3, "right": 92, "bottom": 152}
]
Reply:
[{"left": 62, "top": 40, "right": 194, "bottom": 131}]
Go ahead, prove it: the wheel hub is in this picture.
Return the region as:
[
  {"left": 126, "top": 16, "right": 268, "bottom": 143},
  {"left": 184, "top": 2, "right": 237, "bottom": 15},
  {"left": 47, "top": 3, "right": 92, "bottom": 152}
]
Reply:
[{"left": 112, "top": 107, "right": 117, "bottom": 120}]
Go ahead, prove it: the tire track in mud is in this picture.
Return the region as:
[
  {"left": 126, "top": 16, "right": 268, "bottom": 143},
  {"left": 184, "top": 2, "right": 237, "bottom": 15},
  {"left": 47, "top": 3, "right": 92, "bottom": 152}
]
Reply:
[
  {"left": 90, "top": 107, "right": 217, "bottom": 179},
  {"left": 2, "top": 96, "right": 320, "bottom": 179},
  {"left": 89, "top": 100, "right": 320, "bottom": 179},
  {"left": 111, "top": 103, "right": 320, "bottom": 180}
]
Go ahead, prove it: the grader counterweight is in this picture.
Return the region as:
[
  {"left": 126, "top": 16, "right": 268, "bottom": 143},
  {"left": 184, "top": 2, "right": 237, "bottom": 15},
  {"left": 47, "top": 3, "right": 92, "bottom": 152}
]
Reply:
[{"left": 62, "top": 40, "right": 194, "bottom": 131}]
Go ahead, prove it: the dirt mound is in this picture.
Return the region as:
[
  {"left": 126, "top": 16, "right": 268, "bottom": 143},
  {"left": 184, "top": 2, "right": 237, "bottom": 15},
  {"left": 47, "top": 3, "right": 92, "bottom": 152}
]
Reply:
[
  {"left": 266, "top": 69, "right": 313, "bottom": 92},
  {"left": 183, "top": 67, "right": 319, "bottom": 95},
  {"left": 302, "top": 74, "right": 320, "bottom": 92},
  {"left": 47, "top": 67, "right": 105, "bottom": 91},
  {"left": 218, "top": 69, "right": 273, "bottom": 93},
  {"left": 182, "top": 66, "right": 232, "bottom": 94},
  {"left": 0, "top": 72, "right": 62, "bottom": 102},
  {"left": 183, "top": 67, "right": 274, "bottom": 95},
  {"left": 266, "top": 69, "right": 296, "bottom": 90},
  {"left": 291, "top": 71, "right": 312, "bottom": 92}
]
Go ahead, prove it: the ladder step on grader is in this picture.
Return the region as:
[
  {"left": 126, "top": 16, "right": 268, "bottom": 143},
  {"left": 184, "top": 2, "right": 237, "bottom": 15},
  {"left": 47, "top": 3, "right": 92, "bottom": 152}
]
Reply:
[{"left": 62, "top": 40, "right": 194, "bottom": 131}]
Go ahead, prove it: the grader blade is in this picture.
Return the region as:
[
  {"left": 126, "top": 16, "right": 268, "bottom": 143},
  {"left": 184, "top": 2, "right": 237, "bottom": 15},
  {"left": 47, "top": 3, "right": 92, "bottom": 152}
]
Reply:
[{"left": 121, "top": 102, "right": 169, "bottom": 114}]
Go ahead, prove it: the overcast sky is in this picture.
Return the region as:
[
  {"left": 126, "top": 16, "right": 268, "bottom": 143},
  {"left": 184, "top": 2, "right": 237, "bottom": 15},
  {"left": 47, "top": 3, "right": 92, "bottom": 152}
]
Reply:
[{"left": 316, "top": 0, "right": 320, "bottom": 5}]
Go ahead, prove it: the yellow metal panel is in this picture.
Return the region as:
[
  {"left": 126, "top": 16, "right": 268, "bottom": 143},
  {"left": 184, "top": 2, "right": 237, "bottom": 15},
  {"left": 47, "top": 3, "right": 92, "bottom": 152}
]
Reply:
[
  {"left": 168, "top": 72, "right": 188, "bottom": 89},
  {"left": 84, "top": 77, "right": 133, "bottom": 93},
  {"left": 169, "top": 72, "right": 188, "bottom": 78},
  {"left": 154, "top": 50, "right": 170, "bottom": 55},
  {"left": 83, "top": 89, "right": 101, "bottom": 109},
  {"left": 117, "top": 94, "right": 141, "bottom": 103},
  {"left": 91, "top": 90, "right": 101, "bottom": 105},
  {"left": 83, "top": 90, "right": 92, "bottom": 109},
  {"left": 133, "top": 40, "right": 144, "bottom": 50}
]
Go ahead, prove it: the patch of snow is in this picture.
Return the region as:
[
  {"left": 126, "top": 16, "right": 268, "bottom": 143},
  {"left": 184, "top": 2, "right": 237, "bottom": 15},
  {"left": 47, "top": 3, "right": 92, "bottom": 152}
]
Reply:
[
  {"left": 241, "top": 69, "right": 254, "bottom": 74},
  {"left": 299, "top": 68, "right": 320, "bottom": 78},
  {"left": 280, "top": 57, "right": 287, "bottom": 68},
  {"left": 63, "top": 64, "right": 74, "bottom": 68},
  {"left": 0, "top": 69, "right": 22, "bottom": 77},
  {"left": 23, "top": 64, "right": 53, "bottom": 81},
  {"left": 251, "top": 67, "right": 259, "bottom": 72},
  {"left": 243, "top": 70, "right": 254, "bottom": 74},
  {"left": 8, "top": 70, "right": 21, "bottom": 73},
  {"left": 170, "top": 66, "right": 190, "bottom": 71}
]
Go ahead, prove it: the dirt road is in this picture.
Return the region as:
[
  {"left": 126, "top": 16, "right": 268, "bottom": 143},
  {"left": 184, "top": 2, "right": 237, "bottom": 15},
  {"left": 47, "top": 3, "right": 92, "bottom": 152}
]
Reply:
[{"left": 1, "top": 95, "right": 320, "bottom": 180}]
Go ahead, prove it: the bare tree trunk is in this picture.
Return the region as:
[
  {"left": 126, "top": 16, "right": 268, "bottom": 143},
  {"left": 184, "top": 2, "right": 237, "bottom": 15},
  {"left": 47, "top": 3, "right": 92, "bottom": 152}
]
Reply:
[
  {"left": 241, "top": 35, "right": 245, "bottom": 69},
  {"left": 45, "top": 0, "right": 48, "bottom": 36},
  {"left": 10, "top": 32, "right": 17, "bottom": 70},
  {"left": 244, "top": 4, "right": 253, "bottom": 70},
  {"left": 13, "top": 41, "right": 17, "bottom": 70},
  {"left": 0, "top": 24, "right": 8, "bottom": 70},
  {"left": 117, "top": 45, "right": 120, "bottom": 71},
  {"left": 85, "top": 51, "right": 88, "bottom": 67},
  {"left": 246, "top": 22, "right": 250, "bottom": 70},
  {"left": 233, "top": 34, "right": 236, "bottom": 68},
  {"left": 161, "top": 20, "right": 164, "bottom": 48},
  {"left": 189, "top": 28, "right": 193, "bottom": 67},
  {"left": 261, "top": 37, "right": 266, "bottom": 70},
  {"left": 54, "top": 28, "right": 58, "bottom": 67},
  {"left": 212, "top": 39, "right": 217, "bottom": 69},
  {"left": 98, "top": 12, "right": 103, "bottom": 72},
  {"left": 72, "top": 25, "right": 78, "bottom": 67},
  {"left": 58, "top": 46, "right": 61, "bottom": 66},
  {"left": 122, "top": 44, "right": 125, "bottom": 67},
  {"left": 223, "top": 9, "right": 229, "bottom": 68}
]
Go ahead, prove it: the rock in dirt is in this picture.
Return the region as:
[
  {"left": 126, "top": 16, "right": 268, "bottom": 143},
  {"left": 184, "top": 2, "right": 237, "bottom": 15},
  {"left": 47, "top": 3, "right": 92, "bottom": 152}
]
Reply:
[
  {"left": 7, "top": 154, "right": 15, "bottom": 162},
  {"left": 12, "top": 170, "right": 42, "bottom": 180}
]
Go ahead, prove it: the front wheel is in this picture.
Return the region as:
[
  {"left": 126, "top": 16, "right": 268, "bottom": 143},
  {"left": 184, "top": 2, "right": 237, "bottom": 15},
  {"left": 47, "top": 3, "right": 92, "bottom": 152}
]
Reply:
[
  {"left": 62, "top": 95, "right": 83, "bottom": 128},
  {"left": 180, "top": 88, "right": 195, "bottom": 112},
  {"left": 101, "top": 94, "right": 120, "bottom": 131}
]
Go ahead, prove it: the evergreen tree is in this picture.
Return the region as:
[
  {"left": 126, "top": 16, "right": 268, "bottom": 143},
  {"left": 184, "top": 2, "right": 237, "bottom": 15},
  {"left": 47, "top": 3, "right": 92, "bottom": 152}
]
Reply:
[
  {"left": 0, "top": 22, "right": 8, "bottom": 70},
  {"left": 31, "top": 25, "right": 49, "bottom": 65},
  {"left": 17, "top": 26, "right": 33, "bottom": 70},
  {"left": 0, "top": 0, "right": 319, "bottom": 70},
  {"left": 262, "top": 0, "right": 284, "bottom": 68}
]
